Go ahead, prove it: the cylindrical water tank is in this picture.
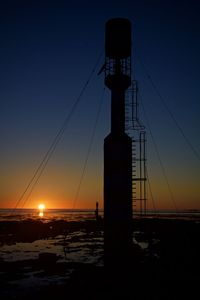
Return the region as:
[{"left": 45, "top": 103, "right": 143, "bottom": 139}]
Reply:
[{"left": 105, "top": 18, "right": 131, "bottom": 59}]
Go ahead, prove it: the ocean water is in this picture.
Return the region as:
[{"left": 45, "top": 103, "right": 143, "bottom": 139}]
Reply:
[
  {"left": 0, "top": 208, "right": 199, "bottom": 222},
  {"left": 0, "top": 208, "right": 103, "bottom": 222}
]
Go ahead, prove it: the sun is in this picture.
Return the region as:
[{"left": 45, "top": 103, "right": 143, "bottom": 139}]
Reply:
[{"left": 38, "top": 203, "right": 45, "bottom": 210}]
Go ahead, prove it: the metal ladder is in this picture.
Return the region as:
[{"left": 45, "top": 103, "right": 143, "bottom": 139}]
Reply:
[{"left": 125, "top": 81, "right": 147, "bottom": 215}]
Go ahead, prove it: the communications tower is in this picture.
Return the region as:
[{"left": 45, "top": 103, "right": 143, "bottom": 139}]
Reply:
[{"left": 104, "top": 18, "right": 132, "bottom": 268}]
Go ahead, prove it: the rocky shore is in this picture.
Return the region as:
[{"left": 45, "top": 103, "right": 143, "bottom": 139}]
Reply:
[{"left": 0, "top": 216, "right": 200, "bottom": 299}]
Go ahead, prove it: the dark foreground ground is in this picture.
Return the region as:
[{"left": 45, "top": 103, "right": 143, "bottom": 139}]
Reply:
[{"left": 0, "top": 216, "right": 200, "bottom": 299}]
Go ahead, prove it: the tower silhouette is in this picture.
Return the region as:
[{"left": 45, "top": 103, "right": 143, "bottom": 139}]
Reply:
[{"left": 104, "top": 18, "right": 133, "bottom": 270}]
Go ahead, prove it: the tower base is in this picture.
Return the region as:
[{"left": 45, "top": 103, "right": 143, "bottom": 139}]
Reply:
[{"left": 104, "top": 132, "right": 132, "bottom": 271}]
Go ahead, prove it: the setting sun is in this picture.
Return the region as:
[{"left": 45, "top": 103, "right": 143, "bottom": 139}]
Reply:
[{"left": 38, "top": 204, "right": 45, "bottom": 210}]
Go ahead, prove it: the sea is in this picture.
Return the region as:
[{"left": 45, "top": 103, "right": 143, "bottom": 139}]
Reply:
[
  {"left": 0, "top": 208, "right": 103, "bottom": 222},
  {"left": 0, "top": 208, "right": 199, "bottom": 222}
]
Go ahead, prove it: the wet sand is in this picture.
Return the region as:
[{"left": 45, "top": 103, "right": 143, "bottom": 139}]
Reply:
[{"left": 0, "top": 216, "right": 200, "bottom": 299}]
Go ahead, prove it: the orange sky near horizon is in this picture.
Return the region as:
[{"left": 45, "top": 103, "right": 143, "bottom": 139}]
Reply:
[{"left": 1, "top": 174, "right": 199, "bottom": 211}]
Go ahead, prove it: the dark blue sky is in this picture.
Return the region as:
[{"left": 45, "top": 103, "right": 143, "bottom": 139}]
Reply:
[{"left": 1, "top": 0, "right": 200, "bottom": 209}]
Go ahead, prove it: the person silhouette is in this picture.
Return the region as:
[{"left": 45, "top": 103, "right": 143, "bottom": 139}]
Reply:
[{"left": 95, "top": 202, "right": 99, "bottom": 221}]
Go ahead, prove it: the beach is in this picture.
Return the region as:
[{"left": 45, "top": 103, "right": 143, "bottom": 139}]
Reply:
[{"left": 0, "top": 210, "right": 200, "bottom": 299}]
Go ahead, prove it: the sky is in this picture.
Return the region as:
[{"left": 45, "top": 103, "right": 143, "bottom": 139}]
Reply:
[{"left": 0, "top": 0, "right": 200, "bottom": 210}]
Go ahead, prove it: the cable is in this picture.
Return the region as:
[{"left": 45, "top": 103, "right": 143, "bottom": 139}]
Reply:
[
  {"left": 146, "top": 167, "right": 157, "bottom": 214},
  {"left": 136, "top": 53, "right": 200, "bottom": 162},
  {"left": 72, "top": 87, "right": 105, "bottom": 209},
  {"left": 11, "top": 51, "right": 103, "bottom": 212}
]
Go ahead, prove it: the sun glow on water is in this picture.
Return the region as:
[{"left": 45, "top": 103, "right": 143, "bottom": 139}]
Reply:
[{"left": 38, "top": 203, "right": 45, "bottom": 217}]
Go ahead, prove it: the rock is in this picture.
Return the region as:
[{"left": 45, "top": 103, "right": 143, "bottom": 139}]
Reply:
[{"left": 38, "top": 252, "right": 57, "bottom": 267}]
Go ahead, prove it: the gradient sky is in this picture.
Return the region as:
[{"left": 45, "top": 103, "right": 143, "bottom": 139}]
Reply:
[{"left": 1, "top": 0, "right": 200, "bottom": 210}]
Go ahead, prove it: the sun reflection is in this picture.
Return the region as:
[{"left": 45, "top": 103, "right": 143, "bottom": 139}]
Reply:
[
  {"left": 39, "top": 211, "right": 44, "bottom": 217},
  {"left": 38, "top": 203, "right": 45, "bottom": 217}
]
